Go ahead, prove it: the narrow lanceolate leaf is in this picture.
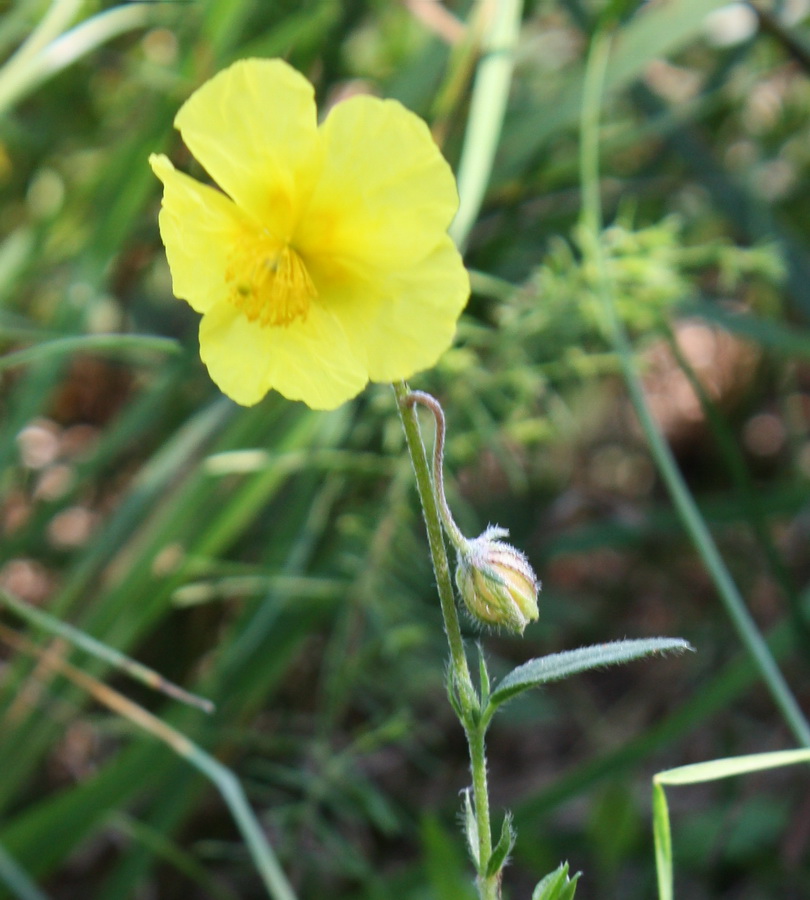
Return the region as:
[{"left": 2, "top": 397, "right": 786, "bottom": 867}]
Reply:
[
  {"left": 489, "top": 638, "right": 693, "bottom": 709},
  {"left": 654, "top": 747, "right": 810, "bottom": 786},
  {"left": 484, "top": 812, "right": 515, "bottom": 878},
  {"left": 652, "top": 782, "right": 673, "bottom": 900}
]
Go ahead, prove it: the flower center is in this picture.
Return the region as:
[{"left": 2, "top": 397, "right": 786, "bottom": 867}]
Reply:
[{"left": 226, "top": 235, "right": 316, "bottom": 327}]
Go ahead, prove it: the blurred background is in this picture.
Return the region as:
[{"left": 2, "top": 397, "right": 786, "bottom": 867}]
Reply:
[{"left": 1, "top": 0, "right": 810, "bottom": 897}]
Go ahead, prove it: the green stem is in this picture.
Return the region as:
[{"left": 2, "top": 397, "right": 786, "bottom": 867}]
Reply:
[
  {"left": 401, "top": 390, "right": 468, "bottom": 552},
  {"left": 393, "top": 382, "right": 474, "bottom": 705},
  {"left": 579, "top": 31, "right": 810, "bottom": 748},
  {"left": 469, "top": 723, "right": 498, "bottom": 899},
  {"left": 394, "top": 382, "right": 498, "bottom": 894}
]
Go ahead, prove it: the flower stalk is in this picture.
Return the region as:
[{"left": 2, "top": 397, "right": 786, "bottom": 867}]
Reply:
[
  {"left": 396, "top": 382, "right": 531, "bottom": 899},
  {"left": 403, "top": 390, "right": 539, "bottom": 635},
  {"left": 393, "top": 382, "right": 475, "bottom": 707},
  {"left": 400, "top": 390, "right": 467, "bottom": 551}
]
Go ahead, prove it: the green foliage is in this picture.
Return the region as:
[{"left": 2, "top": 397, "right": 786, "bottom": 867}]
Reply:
[
  {"left": 531, "top": 862, "right": 580, "bottom": 900},
  {"left": 484, "top": 813, "right": 515, "bottom": 879},
  {"left": 653, "top": 748, "right": 810, "bottom": 900},
  {"left": 486, "top": 638, "right": 692, "bottom": 717},
  {"left": 1, "top": 0, "right": 810, "bottom": 898},
  {"left": 528, "top": 215, "right": 784, "bottom": 334},
  {"left": 421, "top": 815, "right": 478, "bottom": 900}
]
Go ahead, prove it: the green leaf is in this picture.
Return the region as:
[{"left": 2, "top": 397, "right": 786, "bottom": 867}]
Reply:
[
  {"left": 655, "top": 747, "right": 810, "bottom": 786},
  {"left": 489, "top": 638, "right": 692, "bottom": 710},
  {"left": 484, "top": 812, "right": 515, "bottom": 879},
  {"left": 0, "top": 841, "right": 49, "bottom": 900},
  {"left": 652, "top": 748, "right": 810, "bottom": 900},
  {"left": 652, "top": 782, "right": 673, "bottom": 900},
  {"left": 532, "top": 861, "right": 581, "bottom": 900},
  {"left": 447, "top": 667, "right": 464, "bottom": 720}
]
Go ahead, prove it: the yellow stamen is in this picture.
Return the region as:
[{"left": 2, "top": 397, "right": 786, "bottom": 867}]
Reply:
[{"left": 226, "top": 234, "right": 316, "bottom": 327}]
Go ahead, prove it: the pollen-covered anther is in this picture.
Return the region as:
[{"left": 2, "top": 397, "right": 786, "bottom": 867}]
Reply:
[{"left": 227, "top": 239, "right": 316, "bottom": 327}]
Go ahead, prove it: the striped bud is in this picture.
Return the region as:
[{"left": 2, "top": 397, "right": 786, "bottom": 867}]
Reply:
[{"left": 455, "top": 526, "right": 540, "bottom": 633}]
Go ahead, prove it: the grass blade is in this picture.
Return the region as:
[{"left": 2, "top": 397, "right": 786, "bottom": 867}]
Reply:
[
  {"left": 0, "top": 334, "right": 179, "bottom": 372},
  {"left": 0, "top": 842, "right": 49, "bottom": 900},
  {"left": 450, "top": 0, "right": 524, "bottom": 248},
  {"left": 653, "top": 748, "right": 810, "bottom": 899},
  {"left": 0, "top": 590, "right": 213, "bottom": 714},
  {"left": 652, "top": 782, "right": 672, "bottom": 900},
  {"left": 0, "top": 623, "right": 297, "bottom": 900},
  {"left": 655, "top": 748, "right": 810, "bottom": 786}
]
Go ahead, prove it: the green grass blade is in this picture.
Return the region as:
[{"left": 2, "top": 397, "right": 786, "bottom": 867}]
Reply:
[
  {"left": 0, "top": 334, "right": 180, "bottom": 372},
  {"left": 500, "top": 0, "right": 732, "bottom": 178},
  {"left": 653, "top": 748, "right": 810, "bottom": 899},
  {"left": 0, "top": 625, "right": 298, "bottom": 900},
  {"left": 0, "top": 842, "right": 49, "bottom": 900},
  {"left": 578, "top": 28, "right": 810, "bottom": 747},
  {"left": 655, "top": 748, "right": 810, "bottom": 786},
  {"left": 652, "top": 783, "right": 672, "bottom": 900},
  {"left": 0, "top": 3, "right": 155, "bottom": 115},
  {"left": 450, "top": 0, "right": 523, "bottom": 248},
  {"left": 110, "top": 813, "right": 238, "bottom": 900},
  {"left": 0, "top": 590, "right": 213, "bottom": 713}
]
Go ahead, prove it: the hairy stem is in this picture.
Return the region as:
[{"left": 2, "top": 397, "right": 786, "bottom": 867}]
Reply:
[
  {"left": 469, "top": 722, "right": 498, "bottom": 899},
  {"left": 394, "top": 382, "right": 498, "bottom": 895},
  {"left": 401, "top": 390, "right": 468, "bottom": 552},
  {"left": 393, "top": 382, "right": 475, "bottom": 705}
]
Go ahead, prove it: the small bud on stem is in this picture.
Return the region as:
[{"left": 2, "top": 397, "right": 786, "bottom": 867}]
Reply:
[
  {"left": 402, "top": 391, "right": 540, "bottom": 633},
  {"left": 456, "top": 526, "right": 539, "bottom": 634}
]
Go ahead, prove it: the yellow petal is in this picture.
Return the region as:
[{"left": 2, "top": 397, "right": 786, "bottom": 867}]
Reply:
[
  {"left": 174, "top": 59, "right": 321, "bottom": 236},
  {"left": 321, "top": 234, "right": 469, "bottom": 383},
  {"left": 198, "top": 301, "right": 367, "bottom": 410},
  {"left": 149, "top": 153, "right": 244, "bottom": 314},
  {"left": 296, "top": 95, "right": 458, "bottom": 268}
]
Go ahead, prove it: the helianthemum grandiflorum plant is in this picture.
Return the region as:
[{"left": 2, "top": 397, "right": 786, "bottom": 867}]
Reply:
[{"left": 151, "top": 58, "right": 691, "bottom": 900}]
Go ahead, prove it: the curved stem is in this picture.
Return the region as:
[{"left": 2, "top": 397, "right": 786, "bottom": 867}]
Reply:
[
  {"left": 401, "top": 390, "right": 468, "bottom": 552},
  {"left": 394, "top": 382, "right": 499, "bottom": 896},
  {"left": 393, "top": 382, "right": 475, "bottom": 706}
]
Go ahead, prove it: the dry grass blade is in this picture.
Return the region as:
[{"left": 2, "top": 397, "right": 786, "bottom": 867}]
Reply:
[{"left": 0, "top": 623, "right": 297, "bottom": 900}]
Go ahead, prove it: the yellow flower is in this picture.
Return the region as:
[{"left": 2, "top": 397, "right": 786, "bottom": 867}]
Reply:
[{"left": 149, "top": 59, "right": 469, "bottom": 410}]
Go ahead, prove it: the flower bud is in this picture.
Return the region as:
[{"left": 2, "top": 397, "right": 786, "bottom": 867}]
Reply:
[{"left": 455, "top": 526, "right": 540, "bottom": 633}]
